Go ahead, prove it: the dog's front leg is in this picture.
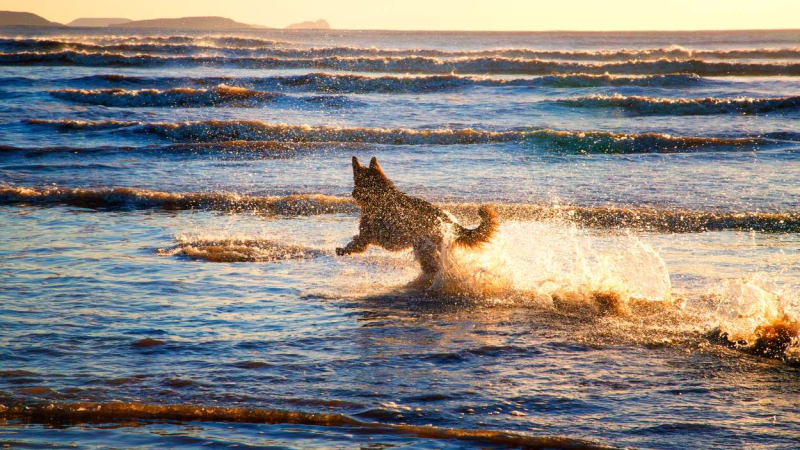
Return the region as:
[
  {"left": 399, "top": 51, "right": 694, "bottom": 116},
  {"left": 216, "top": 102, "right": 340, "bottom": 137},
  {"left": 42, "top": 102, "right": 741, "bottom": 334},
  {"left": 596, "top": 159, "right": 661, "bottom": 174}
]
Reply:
[{"left": 336, "top": 235, "right": 370, "bottom": 256}]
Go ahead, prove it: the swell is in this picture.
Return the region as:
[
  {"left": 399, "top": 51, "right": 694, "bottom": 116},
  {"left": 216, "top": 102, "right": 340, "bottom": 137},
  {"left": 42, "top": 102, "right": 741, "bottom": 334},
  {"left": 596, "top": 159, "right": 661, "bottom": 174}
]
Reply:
[
  {"left": 0, "top": 186, "right": 359, "bottom": 215},
  {"left": 0, "top": 141, "right": 365, "bottom": 158},
  {"left": 63, "top": 73, "right": 704, "bottom": 92},
  {"left": 157, "top": 237, "right": 329, "bottom": 263},
  {"left": 4, "top": 38, "right": 800, "bottom": 60},
  {"left": 0, "top": 401, "right": 614, "bottom": 450},
  {"left": 2, "top": 186, "right": 798, "bottom": 233},
  {"left": 4, "top": 52, "right": 800, "bottom": 75},
  {"left": 0, "top": 40, "right": 285, "bottom": 57},
  {"left": 558, "top": 94, "right": 800, "bottom": 115},
  {"left": 48, "top": 86, "right": 356, "bottom": 108},
  {"left": 0, "top": 36, "right": 295, "bottom": 51},
  {"left": 24, "top": 120, "right": 766, "bottom": 153},
  {"left": 50, "top": 85, "right": 283, "bottom": 108}
]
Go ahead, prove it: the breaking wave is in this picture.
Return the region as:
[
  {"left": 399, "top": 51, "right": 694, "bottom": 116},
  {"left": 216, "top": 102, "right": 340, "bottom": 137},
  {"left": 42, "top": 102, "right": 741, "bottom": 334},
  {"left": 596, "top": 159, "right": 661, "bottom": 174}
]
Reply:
[
  {"left": 703, "top": 275, "right": 800, "bottom": 361},
  {"left": 65, "top": 72, "right": 704, "bottom": 93},
  {"left": 4, "top": 52, "right": 800, "bottom": 75},
  {"left": 2, "top": 186, "right": 798, "bottom": 233},
  {"left": 50, "top": 85, "right": 283, "bottom": 108},
  {"left": 530, "top": 73, "right": 703, "bottom": 88},
  {"left": 24, "top": 119, "right": 766, "bottom": 153},
  {"left": 0, "top": 36, "right": 295, "bottom": 51},
  {"left": 25, "top": 118, "right": 140, "bottom": 130},
  {"left": 109, "top": 35, "right": 296, "bottom": 48},
  {"left": 558, "top": 94, "right": 800, "bottom": 115},
  {"left": 4, "top": 38, "right": 800, "bottom": 60},
  {"left": 157, "top": 235, "right": 328, "bottom": 262},
  {"left": 49, "top": 86, "right": 357, "bottom": 108},
  {"left": 0, "top": 141, "right": 363, "bottom": 158},
  {"left": 438, "top": 221, "right": 799, "bottom": 363},
  {"left": 0, "top": 401, "right": 611, "bottom": 450},
  {"left": 0, "top": 186, "right": 357, "bottom": 215}
]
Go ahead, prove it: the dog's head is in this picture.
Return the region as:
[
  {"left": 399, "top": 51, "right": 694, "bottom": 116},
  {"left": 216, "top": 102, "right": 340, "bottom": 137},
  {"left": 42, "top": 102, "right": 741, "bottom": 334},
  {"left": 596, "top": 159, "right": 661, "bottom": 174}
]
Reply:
[{"left": 351, "top": 156, "right": 393, "bottom": 204}]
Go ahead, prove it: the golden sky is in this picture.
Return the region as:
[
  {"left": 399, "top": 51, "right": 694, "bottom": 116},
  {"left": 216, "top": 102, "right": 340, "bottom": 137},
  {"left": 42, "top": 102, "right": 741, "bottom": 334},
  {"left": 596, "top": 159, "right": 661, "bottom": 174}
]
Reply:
[{"left": 1, "top": 0, "right": 799, "bottom": 31}]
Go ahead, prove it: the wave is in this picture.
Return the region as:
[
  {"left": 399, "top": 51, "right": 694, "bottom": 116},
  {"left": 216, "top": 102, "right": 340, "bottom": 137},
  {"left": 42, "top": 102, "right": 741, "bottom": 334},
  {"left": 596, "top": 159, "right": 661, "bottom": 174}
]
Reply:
[
  {"left": 48, "top": 86, "right": 357, "bottom": 108},
  {"left": 0, "top": 186, "right": 358, "bottom": 215},
  {"left": 0, "top": 141, "right": 364, "bottom": 158},
  {"left": 4, "top": 38, "right": 800, "bottom": 60},
  {"left": 702, "top": 276, "right": 800, "bottom": 362},
  {"left": 157, "top": 236, "right": 329, "bottom": 262},
  {"left": 0, "top": 40, "right": 301, "bottom": 58},
  {"left": 65, "top": 73, "right": 704, "bottom": 93},
  {"left": 4, "top": 52, "right": 800, "bottom": 75},
  {"left": 24, "top": 119, "right": 765, "bottom": 153},
  {"left": 0, "top": 401, "right": 611, "bottom": 450},
  {"left": 0, "top": 36, "right": 295, "bottom": 51},
  {"left": 2, "top": 186, "right": 798, "bottom": 233},
  {"left": 531, "top": 73, "right": 703, "bottom": 88},
  {"left": 24, "top": 118, "right": 140, "bottom": 130},
  {"left": 146, "top": 45, "right": 800, "bottom": 61},
  {"left": 558, "top": 94, "right": 800, "bottom": 115},
  {"left": 50, "top": 85, "right": 283, "bottom": 108}
]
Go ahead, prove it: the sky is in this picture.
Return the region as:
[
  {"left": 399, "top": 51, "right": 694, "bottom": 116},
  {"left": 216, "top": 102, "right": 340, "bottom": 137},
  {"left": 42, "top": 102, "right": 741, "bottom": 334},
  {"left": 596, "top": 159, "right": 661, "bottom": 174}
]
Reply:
[{"left": 1, "top": 0, "right": 799, "bottom": 31}]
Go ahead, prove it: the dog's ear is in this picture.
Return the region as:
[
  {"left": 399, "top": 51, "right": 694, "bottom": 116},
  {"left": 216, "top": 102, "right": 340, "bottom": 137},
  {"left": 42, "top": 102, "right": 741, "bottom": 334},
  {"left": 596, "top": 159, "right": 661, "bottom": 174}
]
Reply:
[
  {"left": 352, "top": 156, "right": 363, "bottom": 176},
  {"left": 369, "top": 157, "right": 387, "bottom": 177}
]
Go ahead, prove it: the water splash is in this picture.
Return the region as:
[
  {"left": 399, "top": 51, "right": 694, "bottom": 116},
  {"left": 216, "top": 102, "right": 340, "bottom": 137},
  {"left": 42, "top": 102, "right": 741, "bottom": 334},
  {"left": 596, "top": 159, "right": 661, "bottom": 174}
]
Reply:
[
  {"left": 158, "top": 233, "right": 328, "bottom": 262},
  {"left": 702, "top": 275, "right": 800, "bottom": 360},
  {"left": 427, "top": 223, "right": 514, "bottom": 298},
  {"left": 414, "top": 220, "right": 672, "bottom": 313}
]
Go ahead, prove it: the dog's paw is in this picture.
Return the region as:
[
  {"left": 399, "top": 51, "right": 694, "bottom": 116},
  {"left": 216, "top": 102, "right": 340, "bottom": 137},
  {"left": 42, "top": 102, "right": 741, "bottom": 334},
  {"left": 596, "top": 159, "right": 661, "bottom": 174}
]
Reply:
[{"left": 335, "top": 247, "right": 347, "bottom": 256}]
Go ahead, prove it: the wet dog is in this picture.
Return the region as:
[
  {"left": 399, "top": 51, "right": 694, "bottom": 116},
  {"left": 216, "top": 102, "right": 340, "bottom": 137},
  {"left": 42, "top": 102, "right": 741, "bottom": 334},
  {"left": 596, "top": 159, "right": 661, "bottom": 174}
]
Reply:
[{"left": 337, "top": 156, "right": 497, "bottom": 281}]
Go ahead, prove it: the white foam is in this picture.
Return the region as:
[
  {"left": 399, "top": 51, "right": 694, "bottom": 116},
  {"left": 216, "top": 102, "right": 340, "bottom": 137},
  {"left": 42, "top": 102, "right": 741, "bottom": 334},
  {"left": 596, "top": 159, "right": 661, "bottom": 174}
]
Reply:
[
  {"left": 411, "top": 220, "right": 672, "bottom": 306},
  {"left": 703, "top": 274, "right": 799, "bottom": 343}
]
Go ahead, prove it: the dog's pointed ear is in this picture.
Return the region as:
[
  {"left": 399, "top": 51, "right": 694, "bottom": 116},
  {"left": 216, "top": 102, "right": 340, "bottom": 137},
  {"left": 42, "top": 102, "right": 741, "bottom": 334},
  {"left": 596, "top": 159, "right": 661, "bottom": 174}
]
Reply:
[
  {"left": 352, "top": 156, "right": 363, "bottom": 175},
  {"left": 369, "top": 156, "right": 385, "bottom": 173}
]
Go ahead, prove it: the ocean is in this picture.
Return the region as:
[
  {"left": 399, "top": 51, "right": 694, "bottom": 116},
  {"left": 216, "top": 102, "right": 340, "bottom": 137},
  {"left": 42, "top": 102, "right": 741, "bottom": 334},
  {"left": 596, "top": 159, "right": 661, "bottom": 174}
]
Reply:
[{"left": 0, "top": 27, "right": 799, "bottom": 449}]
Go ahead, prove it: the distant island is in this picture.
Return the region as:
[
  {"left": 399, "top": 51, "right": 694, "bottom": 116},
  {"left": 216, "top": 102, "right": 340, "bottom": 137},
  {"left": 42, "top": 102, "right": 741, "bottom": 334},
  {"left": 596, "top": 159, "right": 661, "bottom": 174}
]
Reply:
[
  {"left": 0, "top": 10, "right": 62, "bottom": 27},
  {"left": 286, "top": 19, "right": 330, "bottom": 30},
  {"left": 68, "top": 18, "right": 132, "bottom": 27},
  {"left": 0, "top": 11, "right": 331, "bottom": 30},
  {"left": 110, "top": 16, "right": 254, "bottom": 30}
]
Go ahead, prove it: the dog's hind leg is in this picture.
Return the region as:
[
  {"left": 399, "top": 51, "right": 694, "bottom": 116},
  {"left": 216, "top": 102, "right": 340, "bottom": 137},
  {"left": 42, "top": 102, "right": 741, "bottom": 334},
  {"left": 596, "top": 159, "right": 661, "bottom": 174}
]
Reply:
[
  {"left": 410, "top": 239, "right": 440, "bottom": 290},
  {"left": 413, "top": 239, "right": 439, "bottom": 275}
]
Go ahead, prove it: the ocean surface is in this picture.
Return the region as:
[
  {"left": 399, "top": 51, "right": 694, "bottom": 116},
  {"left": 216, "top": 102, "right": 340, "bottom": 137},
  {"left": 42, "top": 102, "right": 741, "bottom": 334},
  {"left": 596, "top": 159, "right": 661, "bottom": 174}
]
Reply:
[{"left": 1, "top": 27, "right": 799, "bottom": 449}]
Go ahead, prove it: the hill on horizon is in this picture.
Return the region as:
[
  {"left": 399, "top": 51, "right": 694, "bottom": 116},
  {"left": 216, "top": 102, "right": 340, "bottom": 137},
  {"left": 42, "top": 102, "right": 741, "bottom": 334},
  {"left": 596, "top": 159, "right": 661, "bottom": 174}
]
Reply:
[
  {"left": 0, "top": 10, "right": 62, "bottom": 27},
  {"left": 110, "top": 16, "right": 254, "bottom": 30},
  {"left": 68, "top": 17, "right": 132, "bottom": 27},
  {"left": 286, "top": 19, "right": 330, "bottom": 30}
]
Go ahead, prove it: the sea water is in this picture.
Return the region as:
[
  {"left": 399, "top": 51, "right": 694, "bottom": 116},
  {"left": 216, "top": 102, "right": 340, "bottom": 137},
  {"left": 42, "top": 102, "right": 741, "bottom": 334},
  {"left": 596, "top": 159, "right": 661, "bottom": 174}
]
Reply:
[{"left": 1, "top": 28, "right": 799, "bottom": 449}]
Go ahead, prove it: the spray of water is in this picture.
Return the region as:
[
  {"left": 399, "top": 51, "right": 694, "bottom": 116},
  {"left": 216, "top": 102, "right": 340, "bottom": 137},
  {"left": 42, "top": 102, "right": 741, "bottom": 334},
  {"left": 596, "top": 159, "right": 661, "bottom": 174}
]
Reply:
[
  {"left": 426, "top": 220, "right": 672, "bottom": 310},
  {"left": 702, "top": 274, "right": 800, "bottom": 360},
  {"left": 161, "top": 218, "right": 799, "bottom": 363},
  {"left": 409, "top": 218, "right": 798, "bottom": 362}
]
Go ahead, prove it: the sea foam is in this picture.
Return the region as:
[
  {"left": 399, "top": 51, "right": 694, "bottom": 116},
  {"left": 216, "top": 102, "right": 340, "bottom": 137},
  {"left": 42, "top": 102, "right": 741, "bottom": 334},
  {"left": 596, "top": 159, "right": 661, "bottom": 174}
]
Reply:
[
  {"left": 25, "top": 119, "right": 766, "bottom": 153},
  {"left": 558, "top": 94, "right": 800, "bottom": 115},
  {"left": 4, "top": 51, "right": 800, "bottom": 75},
  {"left": 2, "top": 185, "right": 798, "bottom": 233}
]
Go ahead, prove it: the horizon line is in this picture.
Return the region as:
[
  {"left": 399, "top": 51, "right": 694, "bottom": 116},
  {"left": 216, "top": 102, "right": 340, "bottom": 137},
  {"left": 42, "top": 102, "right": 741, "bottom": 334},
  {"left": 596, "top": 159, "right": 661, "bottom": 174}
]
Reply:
[
  {"left": 3, "top": 10, "right": 800, "bottom": 33},
  {"left": 3, "top": 25, "right": 800, "bottom": 34}
]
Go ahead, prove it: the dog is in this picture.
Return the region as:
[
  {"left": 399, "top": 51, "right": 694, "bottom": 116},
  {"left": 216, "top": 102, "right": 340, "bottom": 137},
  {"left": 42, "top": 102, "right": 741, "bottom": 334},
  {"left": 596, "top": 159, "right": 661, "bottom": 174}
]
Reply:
[{"left": 336, "top": 156, "right": 497, "bottom": 279}]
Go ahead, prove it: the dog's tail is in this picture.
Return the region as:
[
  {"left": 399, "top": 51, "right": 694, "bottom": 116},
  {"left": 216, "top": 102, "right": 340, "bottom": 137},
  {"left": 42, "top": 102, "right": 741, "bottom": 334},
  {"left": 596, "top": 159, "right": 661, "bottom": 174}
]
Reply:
[{"left": 456, "top": 205, "right": 498, "bottom": 247}]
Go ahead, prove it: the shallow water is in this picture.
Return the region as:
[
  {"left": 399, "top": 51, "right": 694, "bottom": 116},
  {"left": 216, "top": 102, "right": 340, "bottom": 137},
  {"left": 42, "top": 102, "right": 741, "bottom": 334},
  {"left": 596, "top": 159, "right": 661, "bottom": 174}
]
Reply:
[{"left": 1, "top": 28, "right": 799, "bottom": 450}]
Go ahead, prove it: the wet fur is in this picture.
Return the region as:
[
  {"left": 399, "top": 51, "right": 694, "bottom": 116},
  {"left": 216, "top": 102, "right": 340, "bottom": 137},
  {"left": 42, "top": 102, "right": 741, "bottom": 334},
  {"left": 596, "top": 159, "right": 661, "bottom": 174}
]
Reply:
[{"left": 337, "top": 156, "right": 497, "bottom": 278}]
